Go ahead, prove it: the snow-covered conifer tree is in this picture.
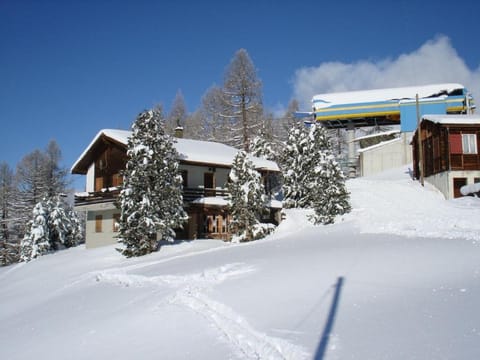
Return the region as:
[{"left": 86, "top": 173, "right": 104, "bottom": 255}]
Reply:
[
  {"left": 282, "top": 123, "right": 351, "bottom": 223},
  {"left": 66, "top": 208, "right": 84, "bottom": 247},
  {"left": 309, "top": 151, "right": 351, "bottom": 225},
  {"left": 305, "top": 124, "right": 350, "bottom": 222},
  {"left": 118, "top": 108, "right": 187, "bottom": 257},
  {"left": 20, "top": 201, "right": 50, "bottom": 262},
  {"left": 0, "top": 162, "right": 18, "bottom": 265},
  {"left": 228, "top": 151, "right": 271, "bottom": 241},
  {"left": 281, "top": 123, "right": 311, "bottom": 208},
  {"left": 0, "top": 240, "right": 19, "bottom": 266},
  {"left": 249, "top": 124, "right": 278, "bottom": 162},
  {"left": 47, "top": 196, "right": 81, "bottom": 250}
]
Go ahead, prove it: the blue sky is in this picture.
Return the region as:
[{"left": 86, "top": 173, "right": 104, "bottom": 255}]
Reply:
[{"left": 1, "top": 0, "right": 479, "bottom": 190}]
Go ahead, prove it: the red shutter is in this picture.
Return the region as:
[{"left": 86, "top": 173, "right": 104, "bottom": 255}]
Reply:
[{"left": 449, "top": 134, "right": 462, "bottom": 154}]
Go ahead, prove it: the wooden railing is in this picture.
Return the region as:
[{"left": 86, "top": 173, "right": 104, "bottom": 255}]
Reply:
[
  {"left": 182, "top": 188, "right": 229, "bottom": 202},
  {"left": 74, "top": 187, "right": 229, "bottom": 206}
]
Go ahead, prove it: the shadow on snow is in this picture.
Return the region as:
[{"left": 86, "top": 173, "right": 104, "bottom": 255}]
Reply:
[{"left": 314, "top": 276, "right": 344, "bottom": 360}]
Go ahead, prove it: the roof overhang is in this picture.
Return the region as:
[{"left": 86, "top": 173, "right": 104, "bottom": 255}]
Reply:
[
  {"left": 71, "top": 129, "right": 280, "bottom": 175},
  {"left": 71, "top": 130, "right": 128, "bottom": 174}
]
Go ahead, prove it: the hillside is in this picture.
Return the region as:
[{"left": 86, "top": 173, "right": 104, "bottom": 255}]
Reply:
[{"left": 1, "top": 166, "right": 479, "bottom": 360}]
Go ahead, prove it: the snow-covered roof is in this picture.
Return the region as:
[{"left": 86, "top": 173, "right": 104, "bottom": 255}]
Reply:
[
  {"left": 357, "top": 138, "right": 401, "bottom": 153},
  {"left": 175, "top": 137, "right": 279, "bottom": 171},
  {"left": 71, "top": 129, "right": 279, "bottom": 173},
  {"left": 422, "top": 114, "right": 480, "bottom": 125},
  {"left": 351, "top": 129, "right": 400, "bottom": 143},
  {"left": 312, "top": 83, "right": 464, "bottom": 109}
]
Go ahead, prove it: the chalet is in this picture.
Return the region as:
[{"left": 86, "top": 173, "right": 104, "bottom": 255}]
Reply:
[
  {"left": 412, "top": 114, "right": 480, "bottom": 199},
  {"left": 71, "top": 129, "right": 282, "bottom": 248}
]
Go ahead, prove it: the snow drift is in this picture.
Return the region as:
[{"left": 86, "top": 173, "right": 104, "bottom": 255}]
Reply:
[{"left": 1, "top": 166, "right": 479, "bottom": 360}]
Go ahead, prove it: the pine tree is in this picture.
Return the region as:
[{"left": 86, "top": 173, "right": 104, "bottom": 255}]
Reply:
[
  {"left": 282, "top": 123, "right": 338, "bottom": 207},
  {"left": 282, "top": 122, "right": 351, "bottom": 223},
  {"left": 43, "top": 140, "right": 69, "bottom": 198},
  {"left": 14, "top": 143, "right": 69, "bottom": 242},
  {"left": 0, "top": 232, "right": 7, "bottom": 266},
  {"left": 18, "top": 195, "right": 82, "bottom": 263},
  {"left": 20, "top": 201, "right": 50, "bottom": 262},
  {"left": 47, "top": 196, "right": 81, "bottom": 250},
  {"left": 66, "top": 208, "right": 84, "bottom": 247},
  {"left": 15, "top": 150, "right": 48, "bottom": 220},
  {"left": 183, "top": 110, "right": 205, "bottom": 140},
  {"left": 0, "top": 162, "right": 14, "bottom": 258},
  {"left": 309, "top": 152, "right": 351, "bottom": 225},
  {"left": 166, "top": 90, "right": 188, "bottom": 136},
  {"left": 281, "top": 123, "right": 311, "bottom": 208},
  {"left": 277, "top": 99, "right": 300, "bottom": 143},
  {"left": 222, "top": 49, "right": 264, "bottom": 150},
  {"left": 200, "top": 85, "right": 232, "bottom": 144},
  {"left": 249, "top": 119, "right": 277, "bottom": 161},
  {"left": 227, "top": 151, "right": 269, "bottom": 242},
  {"left": 0, "top": 240, "right": 19, "bottom": 266},
  {"left": 118, "top": 108, "right": 187, "bottom": 257}
]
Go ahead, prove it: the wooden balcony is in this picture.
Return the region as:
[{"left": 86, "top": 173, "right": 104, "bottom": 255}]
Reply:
[
  {"left": 74, "top": 187, "right": 230, "bottom": 207},
  {"left": 74, "top": 188, "right": 121, "bottom": 207}
]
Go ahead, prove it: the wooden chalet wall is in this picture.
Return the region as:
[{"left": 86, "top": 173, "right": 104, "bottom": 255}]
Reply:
[
  {"left": 94, "top": 142, "right": 127, "bottom": 191},
  {"left": 413, "top": 120, "right": 480, "bottom": 179},
  {"left": 419, "top": 121, "right": 449, "bottom": 178},
  {"left": 448, "top": 127, "right": 480, "bottom": 171}
]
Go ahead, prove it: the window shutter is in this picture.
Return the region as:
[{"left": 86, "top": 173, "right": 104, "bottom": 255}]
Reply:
[
  {"left": 449, "top": 134, "right": 462, "bottom": 154},
  {"left": 95, "top": 215, "right": 103, "bottom": 233}
]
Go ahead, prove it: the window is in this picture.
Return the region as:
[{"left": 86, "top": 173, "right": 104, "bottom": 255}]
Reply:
[
  {"left": 113, "top": 213, "right": 120, "bottom": 232},
  {"left": 95, "top": 215, "right": 103, "bottom": 232},
  {"left": 204, "top": 172, "right": 215, "bottom": 196},
  {"left": 95, "top": 176, "right": 104, "bottom": 191},
  {"left": 462, "top": 134, "right": 478, "bottom": 154},
  {"left": 112, "top": 174, "right": 123, "bottom": 187},
  {"left": 180, "top": 170, "right": 188, "bottom": 187},
  {"left": 453, "top": 178, "right": 467, "bottom": 198}
]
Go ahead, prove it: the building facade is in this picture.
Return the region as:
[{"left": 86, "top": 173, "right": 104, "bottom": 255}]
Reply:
[
  {"left": 71, "top": 129, "right": 281, "bottom": 248},
  {"left": 299, "top": 83, "right": 474, "bottom": 177},
  {"left": 412, "top": 115, "right": 480, "bottom": 199}
]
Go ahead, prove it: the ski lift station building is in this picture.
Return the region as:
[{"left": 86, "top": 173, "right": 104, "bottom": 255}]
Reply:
[{"left": 304, "top": 83, "right": 475, "bottom": 176}]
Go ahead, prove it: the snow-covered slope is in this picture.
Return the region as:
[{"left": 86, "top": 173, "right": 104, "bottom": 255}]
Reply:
[{"left": 1, "top": 167, "right": 479, "bottom": 360}]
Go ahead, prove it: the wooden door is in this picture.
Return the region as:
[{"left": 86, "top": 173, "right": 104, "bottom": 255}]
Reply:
[
  {"left": 204, "top": 173, "right": 215, "bottom": 196},
  {"left": 453, "top": 177, "right": 467, "bottom": 198}
]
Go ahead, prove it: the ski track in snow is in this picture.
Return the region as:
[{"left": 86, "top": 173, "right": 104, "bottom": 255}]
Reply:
[{"left": 94, "top": 263, "right": 309, "bottom": 360}]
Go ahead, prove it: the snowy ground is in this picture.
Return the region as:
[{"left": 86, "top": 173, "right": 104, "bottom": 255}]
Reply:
[{"left": 1, "top": 166, "right": 480, "bottom": 360}]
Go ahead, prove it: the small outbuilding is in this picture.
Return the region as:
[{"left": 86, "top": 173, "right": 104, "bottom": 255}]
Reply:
[{"left": 412, "top": 114, "right": 480, "bottom": 199}]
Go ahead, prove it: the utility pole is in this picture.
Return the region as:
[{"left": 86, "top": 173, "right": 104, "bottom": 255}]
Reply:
[
  {"left": 466, "top": 92, "right": 472, "bottom": 115},
  {"left": 416, "top": 94, "right": 424, "bottom": 186}
]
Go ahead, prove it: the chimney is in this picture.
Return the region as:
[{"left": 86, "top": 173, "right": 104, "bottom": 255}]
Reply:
[{"left": 174, "top": 126, "right": 184, "bottom": 138}]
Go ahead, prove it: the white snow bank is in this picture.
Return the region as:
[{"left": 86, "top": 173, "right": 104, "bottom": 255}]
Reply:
[
  {"left": 460, "top": 182, "right": 480, "bottom": 196},
  {"left": 345, "top": 166, "right": 480, "bottom": 242},
  {"left": 2, "top": 165, "right": 480, "bottom": 360}
]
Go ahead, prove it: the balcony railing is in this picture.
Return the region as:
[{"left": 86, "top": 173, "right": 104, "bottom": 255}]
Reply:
[
  {"left": 183, "top": 187, "right": 229, "bottom": 202},
  {"left": 74, "top": 187, "right": 230, "bottom": 207}
]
